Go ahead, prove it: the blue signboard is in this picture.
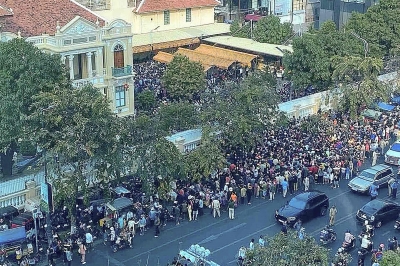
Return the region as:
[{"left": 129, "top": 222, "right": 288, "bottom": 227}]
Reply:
[
  {"left": 275, "top": 0, "right": 291, "bottom": 15},
  {"left": 40, "top": 182, "right": 53, "bottom": 213}
]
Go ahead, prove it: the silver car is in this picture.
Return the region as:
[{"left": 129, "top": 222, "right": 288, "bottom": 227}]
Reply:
[{"left": 348, "top": 164, "right": 394, "bottom": 193}]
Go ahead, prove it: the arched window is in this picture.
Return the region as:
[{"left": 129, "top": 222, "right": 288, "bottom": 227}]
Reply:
[{"left": 113, "top": 43, "right": 124, "bottom": 68}]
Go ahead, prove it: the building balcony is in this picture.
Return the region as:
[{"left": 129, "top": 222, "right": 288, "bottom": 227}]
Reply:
[
  {"left": 112, "top": 65, "right": 133, "bottom": 77},
  {"left": 72, "top": 75, "right": 105, "bottom": 88}
]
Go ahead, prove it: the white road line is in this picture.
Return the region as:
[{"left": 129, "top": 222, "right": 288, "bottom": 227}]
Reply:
[
  {"left": 121, "top": 200, "right": 268, "bottom": 263},
  {"left": 383, "top": 231, "right": 391, "bottom": 236}
]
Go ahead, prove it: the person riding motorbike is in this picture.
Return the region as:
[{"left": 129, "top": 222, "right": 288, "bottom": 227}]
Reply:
[
  {"left": 363, "top": 220, "right": 374, "bottom": 236},
  {"left": 361, "top": 235, "right": 372, "bottom": 251},
  {"left": 343, "top": 230, "right": 355, "bottom": 247}
]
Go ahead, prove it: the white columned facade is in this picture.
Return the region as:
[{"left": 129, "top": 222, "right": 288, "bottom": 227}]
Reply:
[
  {"left": 68, "top": 55, "right": 74, "bottom": 80},
  {"left": 95, "top": 48, "right": 103, "bottom": 76},
  {"left": 86, "top": 52, "right": 93, "bottom": 78}
]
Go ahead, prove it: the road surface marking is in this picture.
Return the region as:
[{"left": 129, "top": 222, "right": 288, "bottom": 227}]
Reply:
[
  {"left": 383, "top": 230, "right": 391, "bottom": 236},
  {"left": 122, "top": 200, "right": 268, "bottom": 263},
  {"left": 198, "top": 223, "right": 247, "bottom": 245},
  {"left": 94, "top": 249, "right": 126, "bottom": 266}
]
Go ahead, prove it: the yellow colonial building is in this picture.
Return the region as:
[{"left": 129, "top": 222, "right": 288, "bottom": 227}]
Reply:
[
  {"left": 75, "top": 0, "right": 230, "bottom": 56},
  {"left": 0, "top": 0, "right": 135, "bottom": 117}
]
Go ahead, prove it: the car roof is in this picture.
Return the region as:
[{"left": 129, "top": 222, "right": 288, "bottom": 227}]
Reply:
[
  {"left": 294, "top": 191, "right": 326, "bottom": 201},
  {"left": 363, "top": 164, "right": 391, "bottom": 173},
  {"left": 363, "top": 199, "right": 398, "bottom": 209}
]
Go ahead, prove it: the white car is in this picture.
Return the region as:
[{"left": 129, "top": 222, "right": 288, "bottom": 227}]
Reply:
[{"left": 385, "top": 141, "right": 400, "bottom": 165}]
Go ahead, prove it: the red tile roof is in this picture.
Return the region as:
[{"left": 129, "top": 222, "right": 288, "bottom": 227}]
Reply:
[
  {"left": 135, "top": 0, "right": 219, "bottom": 14},
  {"left": 0, "top": 4, "right": 13, "bottom": 17},
  {"left": 0, "top": 0, "right": 105, "bottom": 37}
]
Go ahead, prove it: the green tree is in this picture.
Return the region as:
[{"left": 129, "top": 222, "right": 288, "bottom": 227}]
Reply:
[
  {"left": 162, "top": 55, "right": 205, "bottom": 101},
  {"left": 253, "top": 16, "right": 293, "bottom": 44},
  {"left": 29, "top": 85, "right": 120, "bottom": 223},
  {"left": 157, "top": 101, "right": 200, "bottom": 133},
  {"left": 135, "top": 90, "right": 157, "bottom": 113},
  {"left": 0, "top": 39, "right": 68, "bottom": 176},
  {"left": 184, "top": 129, "right": 226, "bottom": 182},
  {"left": 203, "top": 71, "right": 283, "bottom": 149},
  {"left": 230, "top": 20, "right": 251, "bottom": 38},
  {"left": 135, "top": 137, "right": 185, "bottom": 199},
  {"left": 380, "top": 250, "right": 400, "bottom": 266},
  {"left": 332, "top": 56, "right": 388, "bottom": 118},
  {"left": 346, "top": 0, "right": 400, "bottom": 56},
  {"left": 244, "top": 231, "right": 330, "bottom": 266},
  {"left": 283, "top": 21, "right": 366, "bottom": 91}
]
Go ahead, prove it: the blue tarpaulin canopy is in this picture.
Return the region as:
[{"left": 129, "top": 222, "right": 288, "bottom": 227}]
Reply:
[
  {"left": 377, "top": 102, "right": 395, "bottom": 112},
  {"left": 0, "top": 227, "right": 26, "bottom": 245},
  {"left": 392, "top": 96, "right": 400, "bottom": 104}
]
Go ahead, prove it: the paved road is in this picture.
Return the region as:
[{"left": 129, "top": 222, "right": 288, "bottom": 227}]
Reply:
[{"left": 64, "top": 158, "right": 400, "bottom": 266}]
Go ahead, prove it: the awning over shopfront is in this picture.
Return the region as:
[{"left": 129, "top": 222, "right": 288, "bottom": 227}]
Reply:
[
  {"left": 194, "top": 44, "right": 257, "bottom": 67},
  {"left": 175, "top": 48, "right": 235, "bottom": 69},
  {"left": 203, "top": 36, "right": 293, "bottom": 57},
  {"left": 132, "top": 23, "right": 231, "bottom": 54},
  {"left": 244, "top": 14, "right": 265, "bottom": 22},
  {"left": 153, "top": 52, "right": 212, "bottom": 71},
  {"left": 106, "top": 197, "right": 132, "bottom": 212},
  {"left": 377, "top": 102, "right": 395, "bottom": 112}
]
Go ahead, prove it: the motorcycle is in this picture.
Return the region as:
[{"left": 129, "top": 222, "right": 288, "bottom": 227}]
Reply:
[
  {"left": 394, "top": 219, "right": 400, "bottom": 230},
  {"left": 320, "top": 227, "right": 337, "bottom": 245},
  {"left": 111, "top": 238, "right": 131, "bottom": 253},
  {"left": 340, "top": 236, "right": 356, "bottom": 253}
]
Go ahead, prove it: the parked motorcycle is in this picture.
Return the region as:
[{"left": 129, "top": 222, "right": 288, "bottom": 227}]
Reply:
[
  {"left": 394, "top": 218, "right": 400, "bottom": 230},
  {"left": 111, "top": 238, "right": 131, "bottom": 253},
  {"left": 320, "top": 226, "right": 337, "bottom": 245}
]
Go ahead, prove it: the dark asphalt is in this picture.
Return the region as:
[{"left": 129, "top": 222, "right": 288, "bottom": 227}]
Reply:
[{"left": 50, "top": 157, "right": 400, "bottom": 266}]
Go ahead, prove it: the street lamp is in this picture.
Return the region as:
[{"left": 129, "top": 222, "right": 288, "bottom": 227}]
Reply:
[{"left": 351, "top": 32, "right": 369, "bottom": 58}]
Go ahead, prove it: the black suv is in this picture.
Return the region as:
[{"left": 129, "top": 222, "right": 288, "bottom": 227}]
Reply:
[
  {"left": 356, "top": 199, "right": 400, "bottom": 228},
  {"left": 275, "top": 191, "right": 329, "bottom": 227}
]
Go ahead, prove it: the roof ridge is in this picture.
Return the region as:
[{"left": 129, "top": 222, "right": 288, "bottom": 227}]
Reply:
[{"left": 70, "top": 0, "right": 108, "bottom": 22}]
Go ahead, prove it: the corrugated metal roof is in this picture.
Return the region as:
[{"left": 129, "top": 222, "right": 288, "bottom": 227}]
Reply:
[
  {"left": 203, "top": 36, "right": 293, "bottom": 57},
  {"left": 166, "top": 129, "right": 202, "bottom": 144},
  {"left": 0, "top": 172, "right": 45, "bottom": 197},
  {"left": 132, "top": 23, "right": 230, "bottom": 48}
]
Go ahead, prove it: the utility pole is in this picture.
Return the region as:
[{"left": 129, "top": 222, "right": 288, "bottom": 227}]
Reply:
[
  {"left": 238, "top": 0, "right": 241, "bottom": 20},
  {"left": 290, "top": 0, "right": 294, "bottom": 24}
]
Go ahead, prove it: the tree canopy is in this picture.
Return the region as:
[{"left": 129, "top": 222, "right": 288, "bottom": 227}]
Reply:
[
  {"left": 244, "top": 231, "right": 330, "bottom": 266},
  {"left": 29, "top": 84, "right": 120, "bottom": 219},
  {"left": 332, "top": 56, "right": 388, "bottom": 118},
  {"left": 162, "top": 55, "right": 205, "bottom": 101},
  {"left": 0, "top": 39, "right": 69, "bottom": 176},
  {"left": 345, "top": 0, "right": 400, "bottom": 57},
  {"left": 252, "top": 16, "right": 293, "bottom": 44}
]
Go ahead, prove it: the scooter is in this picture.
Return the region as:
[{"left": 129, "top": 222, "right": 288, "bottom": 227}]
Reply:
[
  {"left": 111, "top": 238, "right": 131, "bottom": 253},
  {"left": 320, "top": 227, "right": 337, "bottom": 245},
  {"left": 394, "top": 218, "right": 400, "bottom": 230},
  {"left": 340, "top": 237, "right": 356, "bottom": 253}
]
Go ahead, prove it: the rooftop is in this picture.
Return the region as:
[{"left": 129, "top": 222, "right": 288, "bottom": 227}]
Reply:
[
  {"left": 203, "top": 36, "right": 293, "bottom": 57},
  {"left": 166, "top": 129, "right": 202, "bottom": 144},
  {"left": 0, "top": 0, "right": 105, "bottom": 37},
  {"left": 135, "top": 0, "right": 219, "bottom": 14}
]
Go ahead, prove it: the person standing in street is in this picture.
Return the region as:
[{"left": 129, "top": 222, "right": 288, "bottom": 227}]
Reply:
[
  {"left": 85, "top": 231, "right": 93, "bottom": 252},
  {"left": 246, "top": 183, "right": 253, "bottom": 204},
  {"left": 391, "top": 179, "right": 399, "bottom": 199},
  {"left": 249, "top": 239, "right": 255, "bottom": 250},
  {"left": 388, "top": 176, "right": 396, "bottom": 197},
  {"left": 240, "top": 186, "right": 246, "bottom": 205},
  {"left": 329, "top": 205, "right": 337, "bottom": 227},
  {"left": 228, "top": 199, "right": 235, "bottom": 220},
  {"left": 372, "top": 150, "right": 378, "bottom": 166},
  {"left": 281, "top": 178, "right": 289, "bottom": 198},
  {"left": 212, "top": 197, "right": 221, "bottom": 218},
  {"left": 269, "top": 180, "right": 276, "bottom": 200},
  {"left": 78, "top": 242, "right": 86, "bottom": 264},
  {"left": 154, "top": 215, "right": 160, "bottom": 238},
  {"left": 369, "top": 183, "right": 379, "bottom": 201},
  {"left": 65, "top": 247, "right": 73, "bottom": 266},
  {"left": 303, "top": 176, "right": 310, "bottom": 191}
]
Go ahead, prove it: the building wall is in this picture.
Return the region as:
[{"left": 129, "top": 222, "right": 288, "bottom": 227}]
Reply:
[
  {"left": 132, "top": 7, "right": 215, "bottom": 34},
  {"left": 94, "top": 0, "right": 216, "bottom": 34}
]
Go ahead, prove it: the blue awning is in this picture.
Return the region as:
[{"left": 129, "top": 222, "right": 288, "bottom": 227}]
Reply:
[
  {"left": 377, "top": 102, "right": 395, "bottom": 112},
  {"left": 392, "top": 96, "right": 400, "bottom": 104}
]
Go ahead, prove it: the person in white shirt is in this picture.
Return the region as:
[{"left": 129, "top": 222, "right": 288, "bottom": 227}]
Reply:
[
  {"left": 249, "top": 239, "right": 255, "bottom": 250},
  {"left": 85, "top": 231, "right": 93, "bottom": 251},
  {"left": 258, "top": 236, "right": 265, "bottom": 247}
]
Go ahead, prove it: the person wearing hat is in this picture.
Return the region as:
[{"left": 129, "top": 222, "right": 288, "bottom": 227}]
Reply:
[{"left": 329, "top": 205, "right": 337, "bottom": 227}]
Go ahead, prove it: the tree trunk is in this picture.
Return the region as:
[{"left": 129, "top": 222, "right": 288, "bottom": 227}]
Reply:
[{"left": 1, "top": 145, "right": 15, "bottom": 177}]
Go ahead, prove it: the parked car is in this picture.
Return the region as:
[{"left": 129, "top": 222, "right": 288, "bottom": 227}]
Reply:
[
  {"left": 11, "top": 212, "right": 34, "bottom": 230},
  {"left": 385, "top": 140, "right": 400, "bottom": 165},
  {"left": 0, "top": 206, "right": 19, "bottom": 230},
  {"left": 348, "top": 164, "right": 394, "bottom": 194},
  {"left": 356, "top": 199, "right": 400, "bottom": 228},
  {"left": 275, "top": 191, "right": 329, "bottom": 227}
]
